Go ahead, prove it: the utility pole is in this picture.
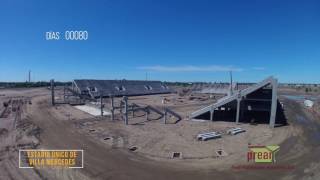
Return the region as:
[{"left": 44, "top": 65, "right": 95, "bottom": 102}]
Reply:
[
  {"left": 229, "top": 71, "right": 233, "bottom": 95},
  {"left": 28, "top": 70, "right": 31, "bottom": 83}
]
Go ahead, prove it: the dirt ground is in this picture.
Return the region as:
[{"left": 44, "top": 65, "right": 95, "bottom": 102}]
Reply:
[{"left": 0, "top": 87, "right": 320, "bottom": 180}]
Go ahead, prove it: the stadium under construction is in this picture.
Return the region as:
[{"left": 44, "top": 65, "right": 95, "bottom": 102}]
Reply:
[{"left": 51, "top": 76, "right": 288, "bottom": 128}]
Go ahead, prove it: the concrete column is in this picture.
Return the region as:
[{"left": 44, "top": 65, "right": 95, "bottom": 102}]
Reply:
[
  {"left": 123, "top": 96, "right": 128, "bottom": 125},
  {"left": 210, "top": 106, "right": 214, "bottom": 121},
  {"left": 51, "top": 79, "right": 55, "bottom": 106},
  {"left": 100, "top": 95, "right": 103, "bottom": 116},
  {"left": 236, "top": 98, "right": 241, "bottom": 124},
  {"left": 269, "top": 79, "right": 278, "bottom": 128},
  {"left": 110, "top": 95, "right": 114, "bottom": 121},
  {"left": 163, "top": 108, "right": 167, "bottom": 124}
]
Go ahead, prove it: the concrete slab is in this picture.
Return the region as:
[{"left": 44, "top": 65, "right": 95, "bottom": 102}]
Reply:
[{"left": 74, "top": 105, "right": 111, "bottom": 116}]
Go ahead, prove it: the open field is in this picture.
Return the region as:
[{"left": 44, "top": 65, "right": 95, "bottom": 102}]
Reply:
[{"left": 0, "top": 87, "right": 320, "bottom": 180}]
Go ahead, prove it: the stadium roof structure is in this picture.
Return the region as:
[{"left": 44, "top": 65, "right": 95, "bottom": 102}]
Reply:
[
  {"left": 71, "top": 79, "right": 172, "bottom": 98},
  {"left": 190, "top": 76, "right": 279, "bottom": 128}
]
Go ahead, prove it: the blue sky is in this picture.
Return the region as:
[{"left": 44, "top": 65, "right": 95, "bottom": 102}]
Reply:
[{"left": 0, "top": 0, "right": 319, "bottom": 83}]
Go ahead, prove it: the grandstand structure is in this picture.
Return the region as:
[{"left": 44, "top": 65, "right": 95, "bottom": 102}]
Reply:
[
  {"left": 191, "top": 76, "right": 285, "bottom": 128},
  {"left": 71, "top": 79, "right": 171, "bottom": 98},
  {"left": 193, "top": 83, "right": 253, "bottom": 95}
]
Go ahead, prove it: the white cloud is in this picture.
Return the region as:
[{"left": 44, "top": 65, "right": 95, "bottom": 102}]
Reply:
[
  {"left": 138, "top": 65, "right": 243, "bottom": 72},
  {"left": 252, "top": 67, "right": 265, "bottom": 70}
]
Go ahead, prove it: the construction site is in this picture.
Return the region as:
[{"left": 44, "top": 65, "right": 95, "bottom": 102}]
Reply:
[
  {"left": 1, "top": 75, "right": 320, "bottom": 180},
  {"left": 3, "top": 0, "right": 320, "bottom": 178}
]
